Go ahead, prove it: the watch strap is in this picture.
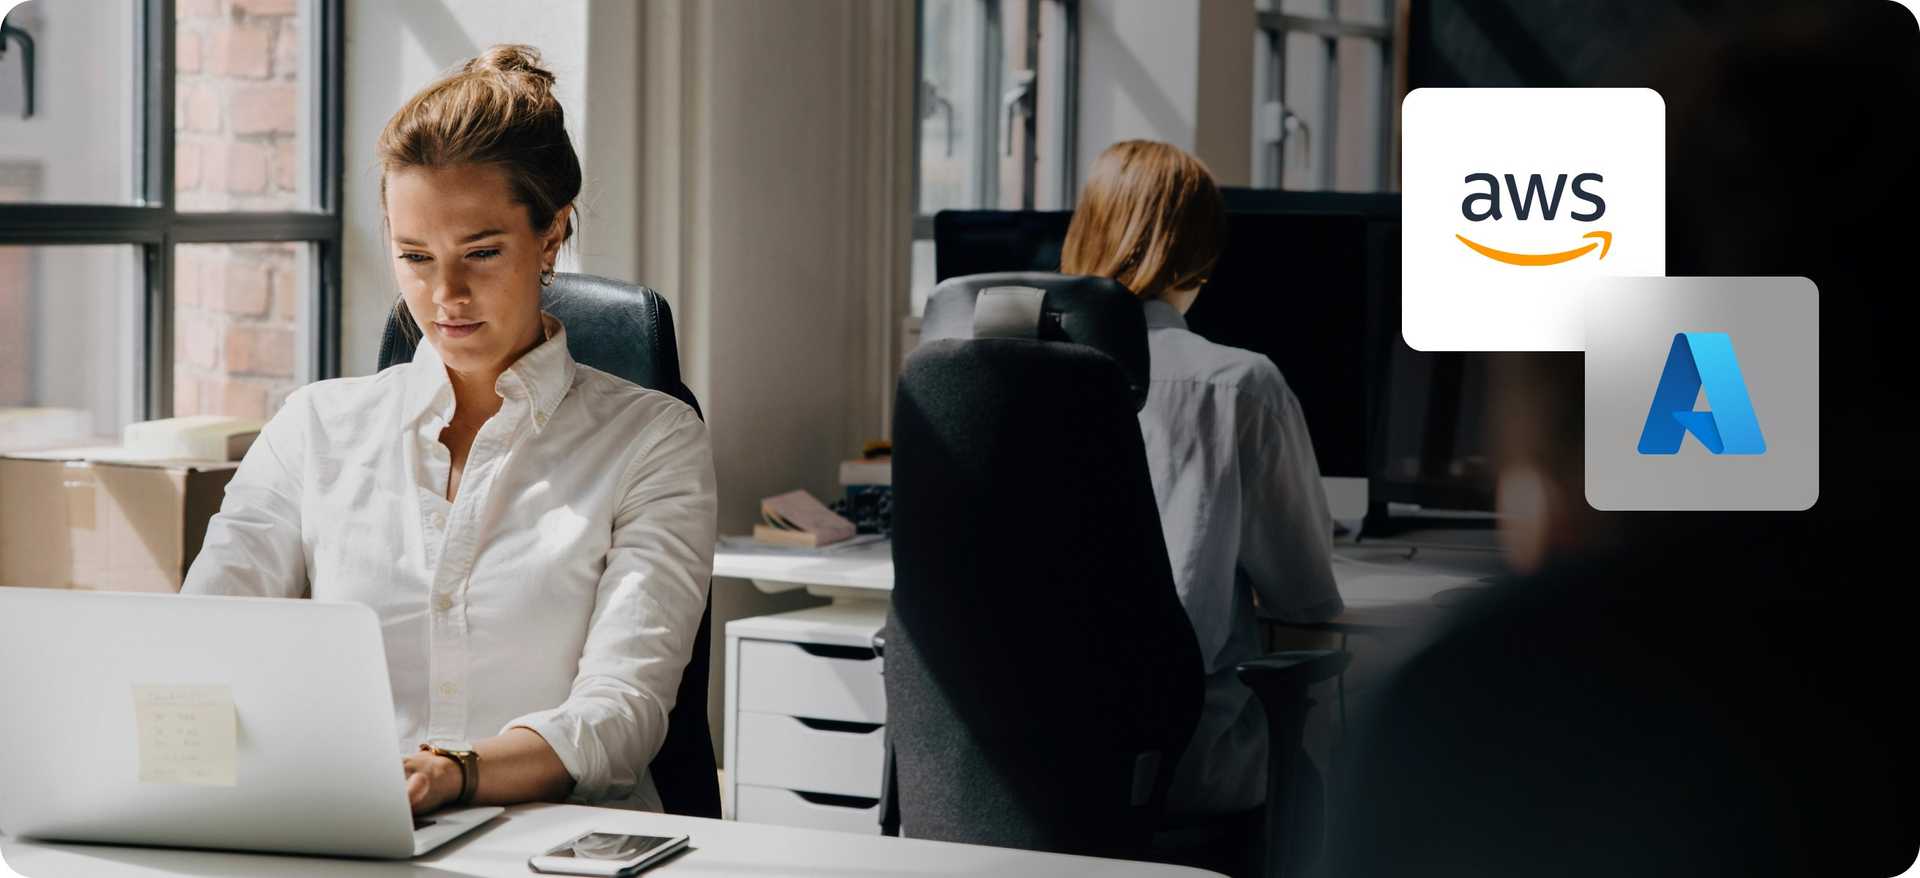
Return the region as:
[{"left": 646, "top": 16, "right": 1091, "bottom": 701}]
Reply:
[{"left": 419, "top": 743, "right": 479, "bottom": 807}]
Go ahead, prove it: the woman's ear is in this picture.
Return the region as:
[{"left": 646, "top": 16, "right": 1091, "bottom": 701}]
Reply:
[{"left": 541, "top": 205, "right": 573, "bottom": 267}]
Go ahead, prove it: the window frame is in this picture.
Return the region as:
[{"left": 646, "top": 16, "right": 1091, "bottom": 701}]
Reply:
[
  {"left": 0, "top": 0, "right": 346, "bottom": 418},
  {"left": 910, "top": 0, "right": 1078, "bottom": 241},
  {"left": 1255, "top": 1, "right": 1398, "bottom": 191}
]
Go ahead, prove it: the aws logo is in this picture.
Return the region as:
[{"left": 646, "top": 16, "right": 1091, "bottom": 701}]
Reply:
[
  {"left": 1401, "top": 87, "right": 1664, "bottom": 351},
  {"left": 1456, "top": 172, "right": 1611, "bottom": 266}
]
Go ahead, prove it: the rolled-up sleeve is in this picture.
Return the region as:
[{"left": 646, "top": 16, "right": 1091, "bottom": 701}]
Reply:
[
  {"left": 1237, "top": 377, "right": 1343, "bottom": 623},
  {"left": 503, "top": 407, "right": 717, "bottom": 804},
  {"left": 181, "top": 387, "right": 309, "bottom": 599}
]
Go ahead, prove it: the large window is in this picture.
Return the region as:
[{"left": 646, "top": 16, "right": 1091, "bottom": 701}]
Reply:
[
  {"left": 0, "top": 0, "right": 341, "bottom": 449},
  {"left": 910, "top": 0, "right": 1077, "bottom": 316},
  {"left": 1254, "top": 0, "right": 1399, "bottom": 191}
]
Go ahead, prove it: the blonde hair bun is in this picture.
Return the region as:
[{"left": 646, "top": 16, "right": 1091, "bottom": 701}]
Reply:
[{"left": 464, "top": 44, "right": 557, "bottom": 90}]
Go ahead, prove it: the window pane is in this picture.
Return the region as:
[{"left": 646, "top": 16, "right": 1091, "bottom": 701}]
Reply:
[
  {"left": 910, "top": 238, "right": 936, "bottom": 316},
  {"left": 0, "top": 1, "right": 141, "bottom": 205},
  {"left": 175, "top": 0, "right": 314, "bottom": 212},
  {"left": 1278, "top": 0, "right": 1333, "bottom": 18},
  {"left": 995, "top": 0, "right": 1029, "bottom": 210},
  {"left": 172, "top": 242, "right": 310, "bottom": 420},
  {"left": 1281, "top": 31, "right": 1330, "bottom": 189},
  {"left": 0, "top": 245, "right": 141, "bottom": 449},
  {"left": 918, "top": 0, "right": 987, "bottom": 214},
  {"left": 1336, "top": 0, "right": 1389, "bottom": 26},
  {"left": 1332, "top": 36, "right": 1384, "bottom": 191}
]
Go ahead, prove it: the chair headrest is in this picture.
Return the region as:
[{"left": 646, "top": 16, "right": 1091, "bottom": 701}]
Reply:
[{"left": 920, "top": 272, "right": 1151, "bottom": 410}]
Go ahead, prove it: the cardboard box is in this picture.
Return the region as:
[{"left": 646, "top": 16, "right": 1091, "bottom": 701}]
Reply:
[{"left": 0, "top": 449, "right": 237, "bottom": 592}]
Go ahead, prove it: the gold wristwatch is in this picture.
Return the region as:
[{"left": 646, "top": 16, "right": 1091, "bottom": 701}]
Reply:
[{"left": 419, "top": 743, "right": 480, "bottom": 807}]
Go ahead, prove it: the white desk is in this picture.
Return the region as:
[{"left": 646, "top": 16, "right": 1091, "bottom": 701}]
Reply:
[
  {"left": 713, "top": 537, "right": 1506, "bottom": 614},
  {"left": 1, "top": 803, "right": 1222, "bottom": 877},
  {"left": 711, "top": 538, "right": 894, "bottom": 602}
]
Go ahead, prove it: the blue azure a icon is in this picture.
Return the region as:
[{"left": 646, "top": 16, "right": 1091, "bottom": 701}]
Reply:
[{"left": 1636, "top": 332, "right": 1766, "bottom": 455}]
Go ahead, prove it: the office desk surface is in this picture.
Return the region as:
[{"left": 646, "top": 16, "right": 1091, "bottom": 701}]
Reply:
[
  {"left": 711, "top": 538, "right": 893, "bottom": 595},
  {"left": 713, "top": 536, "right": 1505, "bottom": 614},
  {"left": 1, "top": 803, "right": 1222, "bottom": 877}
]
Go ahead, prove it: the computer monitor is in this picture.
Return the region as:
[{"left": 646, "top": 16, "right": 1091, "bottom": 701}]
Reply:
[
  {"left": 932, "top": 192, "right": 1495, "bottom": 511},
  {"left": 933, "top": 210, "right": 1073, "bottom": 280}
]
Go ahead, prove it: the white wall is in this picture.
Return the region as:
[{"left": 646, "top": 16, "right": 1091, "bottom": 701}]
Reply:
[
  {"left": 1076, "top": 0, "right": 1253, "bottom": 186},
  {"left": 341, "top": 0, "right": 638, "bottom": 376},
  {"left": 640, "top": 0, "right": 912, "bottom": 755}
]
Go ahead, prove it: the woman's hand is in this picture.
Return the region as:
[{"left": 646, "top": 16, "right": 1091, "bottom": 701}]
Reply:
[{"left": 401, "top": 750, "right": 464, "bottom": 815}]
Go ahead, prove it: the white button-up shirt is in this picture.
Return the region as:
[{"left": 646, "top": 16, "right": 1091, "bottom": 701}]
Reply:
[
  {"left": 181, "top": 314, "right": 717, "bottom": 811},
  {"left": 1137, "top": 299, "right": 1342, "bottom": 816}
]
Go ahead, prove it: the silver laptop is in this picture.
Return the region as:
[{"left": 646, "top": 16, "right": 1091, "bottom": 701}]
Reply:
[{"left": 0, "top": 589, "right": 503, "bottom": 859}]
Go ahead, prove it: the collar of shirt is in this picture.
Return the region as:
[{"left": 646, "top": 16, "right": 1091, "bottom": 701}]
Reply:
[
  {"left": 1142, "top": 297, "right": 1188, "bottom": 331},
  {"left": 402, "top": 311, "right": 576, "bottom": 433}
]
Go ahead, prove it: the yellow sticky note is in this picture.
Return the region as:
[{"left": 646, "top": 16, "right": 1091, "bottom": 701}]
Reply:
[{"left": 132, "top": 684, "right": 237, "bottom": 787}]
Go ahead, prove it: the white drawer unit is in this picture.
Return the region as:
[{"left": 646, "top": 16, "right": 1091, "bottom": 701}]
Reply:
[
  {"left": 734, "top": 712, "right": 885, "bottom": 798},
  {"left": 734, "top": 784, "right": 882, "bottom": 836},
  {"left": 736, "top": 639, "right": 885, "bottom": 724},
  {"left": 724, "top": 602, "right": 890, "bottom": 834}
]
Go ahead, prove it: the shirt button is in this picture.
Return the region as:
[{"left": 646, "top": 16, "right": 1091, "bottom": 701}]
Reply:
[
  {"left": 434, "top": 593, "right": 454, "bottom": 611},
  {"left": 440, "top": 682, "right": 459, "bottom": 698},
  {"left": 430, "top": 511, "right": 446, "bottom": 528}
]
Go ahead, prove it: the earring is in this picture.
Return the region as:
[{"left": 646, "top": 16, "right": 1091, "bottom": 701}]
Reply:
[{"left": 539, "top": 267, "right": 556, "bottom": 287}]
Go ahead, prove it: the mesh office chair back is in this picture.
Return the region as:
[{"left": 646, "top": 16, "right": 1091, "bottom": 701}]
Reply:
[
  {"left": 377, "top": 272, "right": 719, "bottom": 818},
  {"left": 885, "top": 273, "right": 1204, "bottom": 859}
]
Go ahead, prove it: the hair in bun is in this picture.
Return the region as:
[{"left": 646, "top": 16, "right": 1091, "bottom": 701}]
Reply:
[
  {"left": 464, "top": 43, "right": 558, "bottom": 89},
  {"left": 377, "top": 43, "right": 580, "bottom": 242}
]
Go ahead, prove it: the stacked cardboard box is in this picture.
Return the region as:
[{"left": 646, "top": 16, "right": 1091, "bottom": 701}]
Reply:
[{"left": 0, "top": 448, "right": 238, "bottom": 593}]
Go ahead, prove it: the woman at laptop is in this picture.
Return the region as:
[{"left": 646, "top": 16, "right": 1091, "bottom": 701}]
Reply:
[
  {"left": 1059, "top": 141, "right": 1342, "bottom": 821},
  {"left": 183, "top": 45, "right": 716, "bottom": 816}
]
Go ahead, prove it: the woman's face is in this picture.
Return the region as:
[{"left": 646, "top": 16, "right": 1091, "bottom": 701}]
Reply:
[{"left": 386, "top": 163, "right": 569, "bottom": 376}]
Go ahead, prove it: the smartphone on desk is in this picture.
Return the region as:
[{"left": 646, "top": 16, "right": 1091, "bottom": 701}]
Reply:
[{"left": 527, "top": 830, "right": 690, "bottom": 876}]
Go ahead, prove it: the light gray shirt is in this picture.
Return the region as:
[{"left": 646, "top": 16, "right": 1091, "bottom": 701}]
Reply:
[{"left": 1137, "top": 298, "right": 1342, "bottom": 816}]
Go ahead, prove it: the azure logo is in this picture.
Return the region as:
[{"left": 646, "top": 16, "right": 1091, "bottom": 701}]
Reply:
[
  {"left": 1584, "top": 277, "right": 1816, "bottom": 512},
  {"left": 1636, "top": 332, "right": 1765, "bottom": 455}
]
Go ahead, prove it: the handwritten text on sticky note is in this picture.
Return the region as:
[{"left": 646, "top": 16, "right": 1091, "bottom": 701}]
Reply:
[{"left": 132, "top": 684, "right": 237, "bottom": 786}]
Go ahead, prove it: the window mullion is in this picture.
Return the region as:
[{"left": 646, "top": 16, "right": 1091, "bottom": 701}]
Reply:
[
  {"left": 141, "top": 0, "right": 175, "bottom": 208},
  {"left": 977, "top": 0, "right": 1002, "bottom": 208},
  {"left": 143, "top": 239, "right": 173, "bottom": 419},
  {"left": 141, "top": 0, "right": 175, "bottom": 417}
]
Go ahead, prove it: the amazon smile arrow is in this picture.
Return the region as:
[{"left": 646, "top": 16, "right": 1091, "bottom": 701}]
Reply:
[{"left": 1456, "top": 230, "right": 1613, "bottom": 266}]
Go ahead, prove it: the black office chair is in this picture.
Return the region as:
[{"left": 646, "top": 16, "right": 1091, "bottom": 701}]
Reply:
[
  {"left": 1234, "top": 650, "right": 1349, "bottom": 878},
  {"left": 377, "top": 271, "right": 721, "bottom": 819},
  {"left": 879, "top": 272, "right": 1204, "bottom": 860}
]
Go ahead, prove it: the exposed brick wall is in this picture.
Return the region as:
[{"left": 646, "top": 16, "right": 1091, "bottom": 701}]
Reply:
[{"left": 173, "top": 0, "right": 306, "bottom": 421}]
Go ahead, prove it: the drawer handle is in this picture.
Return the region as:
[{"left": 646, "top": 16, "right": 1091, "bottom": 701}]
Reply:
[
  {"left": 793, "top": 790, "right": 881, "bottom": 809},
  {"left": 793, "top": 642, "right": 878, "bottom": 661},
  {"left": 793, "top": 716, "right": 882, "bottom": 735}
]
